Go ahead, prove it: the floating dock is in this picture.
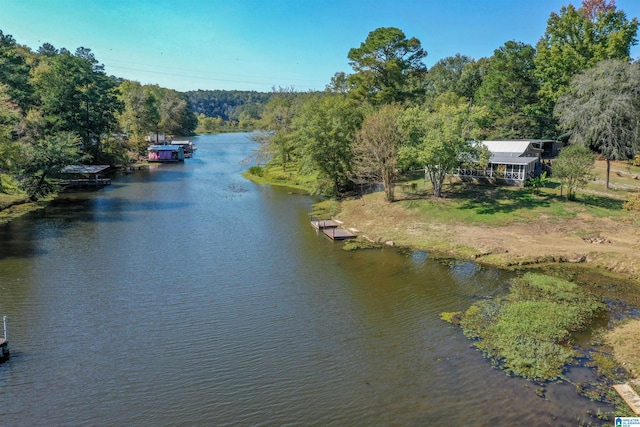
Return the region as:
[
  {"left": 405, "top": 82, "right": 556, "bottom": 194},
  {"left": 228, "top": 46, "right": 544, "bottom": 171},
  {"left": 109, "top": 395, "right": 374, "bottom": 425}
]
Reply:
[
  {"left": 614, "top": 383, "right": 640, "bottom": 415},
  {"left": 322, "top": 227, "right": 357, "bottom": 240},
  {"left": 311, "top": 219, "right": 339, "bottom": 230},
  {"left": 310, "top": 217, "right": 357, "bottom": 240}
]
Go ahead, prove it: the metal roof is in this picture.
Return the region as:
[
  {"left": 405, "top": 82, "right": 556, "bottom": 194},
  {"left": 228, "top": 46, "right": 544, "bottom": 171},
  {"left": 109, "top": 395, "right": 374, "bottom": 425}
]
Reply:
[
  {"left": 148, "top": 145, "right": 182, "bottom": 151},
  {"left": 489, "top": 155, "right": 539, "bottom": 166},
  {"left": 483, "top": 140, "right": 529, "bottom": 154},
  {"left": 60, "top": 165, "right": 110, "bottom": 174}
]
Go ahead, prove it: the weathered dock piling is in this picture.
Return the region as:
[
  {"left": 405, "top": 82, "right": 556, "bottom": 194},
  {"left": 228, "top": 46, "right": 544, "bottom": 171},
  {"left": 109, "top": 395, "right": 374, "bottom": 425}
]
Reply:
[{"left": 0, "top": 315, "right": 9, "bottom": 363}]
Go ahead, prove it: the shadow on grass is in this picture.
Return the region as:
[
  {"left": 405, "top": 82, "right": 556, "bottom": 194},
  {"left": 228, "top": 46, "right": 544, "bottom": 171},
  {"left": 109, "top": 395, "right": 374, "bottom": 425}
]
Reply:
[
  {"left": 579, "top": 194, "right": 625, "bottom": 210},
  {"left": 447, "top": 182, "right": 554, "bottom": 215}
]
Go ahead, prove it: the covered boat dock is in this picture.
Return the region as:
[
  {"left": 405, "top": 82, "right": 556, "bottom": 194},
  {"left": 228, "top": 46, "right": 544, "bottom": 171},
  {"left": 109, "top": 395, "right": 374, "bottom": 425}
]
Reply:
[{"left": 60, "top": 165, "right": 111, "bottom": 189}]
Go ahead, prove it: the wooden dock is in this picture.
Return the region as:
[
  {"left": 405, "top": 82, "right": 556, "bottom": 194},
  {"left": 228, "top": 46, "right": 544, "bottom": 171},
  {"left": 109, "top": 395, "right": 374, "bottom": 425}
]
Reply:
[
  {"left": 310, "top": 217, "right": 357, "bottom": 240},
  {"left": 322, "top": 227, "right": 357, "bottom": 240},
  {"left": 311, "top": 219, "right": 339, "bottom": 230},
  {"left": 614, "top": 383, "right": 640, "bottom": 415}
]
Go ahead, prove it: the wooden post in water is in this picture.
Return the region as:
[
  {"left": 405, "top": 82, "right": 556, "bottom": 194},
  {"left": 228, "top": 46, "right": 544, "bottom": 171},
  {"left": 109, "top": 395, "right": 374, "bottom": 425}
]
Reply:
[{"left": 0, "top": 315, "right": 8, "bottom": 363}]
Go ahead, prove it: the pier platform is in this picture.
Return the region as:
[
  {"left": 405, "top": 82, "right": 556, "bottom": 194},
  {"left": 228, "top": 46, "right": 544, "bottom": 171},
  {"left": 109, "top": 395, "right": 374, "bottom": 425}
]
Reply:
[
  {"left": 614, "top": 384, "right": 640, "bottom": 415},
  {"left": 322, "top": 227, "right": 357, "bottom": 240},
  {"left": 311, "top": 219, "right": 340, "bottom": 230}
]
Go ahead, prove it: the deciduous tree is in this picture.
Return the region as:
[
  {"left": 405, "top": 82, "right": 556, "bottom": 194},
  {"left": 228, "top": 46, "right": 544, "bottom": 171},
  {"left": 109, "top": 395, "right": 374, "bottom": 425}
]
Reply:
[
  {"left": 401, "top": 96, "right": 484, "bottom": 198},
  {"left": 535, "top": 1, "right": 638, "bottom": 110},
  {"left": 253, "top": 88, "right": 300, "bottom": 171},
  {"left": 0, "top": 30, "right": 33, "bottom": 111},
  {"left": 295, "top": 94, "right": 363, "bottom": 196},
  {"left": 555, "top": 59, "right": 640, "bottom": 189},
  {"left": 31, "top": 48, "right": 122, "bottom": 162},
  {"left": 425, "top": 54, "right": 475, "bottom": 103},
  {"left": 552, "top": 144, "right": 595, "bottom": 200},
  {"left": 0, "top": 84, "right": 22, "bottom": 191},
  {"left": 352, "top": 104, "right": 402, "bottom": 202},
  {"left": 20, "top": 131, "right": 88, "bottom": 200},
  {"left": 117, "top": 80, "right": 159, "bottom": 154}
]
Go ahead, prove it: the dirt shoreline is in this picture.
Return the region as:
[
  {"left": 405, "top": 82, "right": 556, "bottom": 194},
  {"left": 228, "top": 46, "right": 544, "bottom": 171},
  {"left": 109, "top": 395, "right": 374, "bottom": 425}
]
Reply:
[
  {"left": 335, "top": 191, "right": 640, "bottom": 385},
  {"left": 335, "top": 191, "right": 640, "bottom": 281}
]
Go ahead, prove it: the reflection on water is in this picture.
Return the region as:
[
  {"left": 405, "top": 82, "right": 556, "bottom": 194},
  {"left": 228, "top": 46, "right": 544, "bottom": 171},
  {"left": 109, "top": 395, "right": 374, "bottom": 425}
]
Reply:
[{"left": 0, "top": 133, "right": 613, "bottom": 426}]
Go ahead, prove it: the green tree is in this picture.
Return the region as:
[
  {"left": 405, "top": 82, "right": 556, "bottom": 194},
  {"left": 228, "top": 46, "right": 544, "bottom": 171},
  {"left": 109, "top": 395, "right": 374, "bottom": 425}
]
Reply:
[
  {"left": 555, "top": 59, "right": 640, "bottom": 189},
  {"left": 347, "top": 27, "right": 427, "bottom": 105},
  {"left": 401, "top": 96, "right": 482, "bottom": 198},
  {"left": 253, "top": 88, "right": 299, "bottom": 171},
  {"left": 31, "top": 48, "right": 123, "bottom": 162},
  {"left": 0, "top": 30, "right": 33, "bottom": 111},
  {"left": 325, "top": 72, "right": 351, "bottom": 94},
  {"left": 476, "top": 41, "right": 540, "bottom": 139},
  {"left": 425, "top": 54, "right": 475, "bottom": 103},
  {"left": 535, "top": 1, "right": 638, "bottom": 111},
  {"left": 352, "top": 104, "right": 402, "bottom": 202},
  {"left": 294, "top": 94, "right": 363, "bottom": 197},
  {"left": 146, "top": 85, "right": 196, "bottom": 138},
  {"left": 117, "top": 80, "right": 159, "bottom": 155},
  {"left": 552, "top": 144, "right": 595, "bottom": 200},
  {"left": 0, "top": 84, "right": 22, "bottom": 191},
  {"left": 196, "top": 114, "right": 224, "bottom": 133},
  {"left": 20, "top": 131, "right": 88, "bottom": 200}
]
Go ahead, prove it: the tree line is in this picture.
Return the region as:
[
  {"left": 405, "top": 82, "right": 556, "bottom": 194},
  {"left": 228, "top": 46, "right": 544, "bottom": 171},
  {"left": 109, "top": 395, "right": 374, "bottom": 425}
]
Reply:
[
  {"left": 1, "top": 0, "right": 638, "bottom": 203},
  {"left": 0, "top": 34, "right": 197, "bottom": 200},
  {"left": 186, "top": 90, "right": 273, "bottom": 132},
  {"left": 252, "top": 0, "right": 640, "bottom": 200}
]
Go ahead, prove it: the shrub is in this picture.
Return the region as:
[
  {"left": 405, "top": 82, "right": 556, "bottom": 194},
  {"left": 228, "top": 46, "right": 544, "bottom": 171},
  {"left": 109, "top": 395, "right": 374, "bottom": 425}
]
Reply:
[
  {"left": 248, "top": 166, "right": 264, "bottom": 177},
  {"left": 623, "top": 193, "right": 640, "bottom": 212}
]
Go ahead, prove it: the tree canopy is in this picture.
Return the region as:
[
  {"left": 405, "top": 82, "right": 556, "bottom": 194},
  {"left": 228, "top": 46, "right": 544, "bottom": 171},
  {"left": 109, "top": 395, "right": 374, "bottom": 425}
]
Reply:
[
  {"left": 347, "top": 27, "right": 428, "bottom": 105},
  {"left": 535, "top": 1, "right": 638, "bottom": 109},
  {"left": 476, "top": 41, "right": 540, "bottom": 139},
  {"left": 555, "top": 59, "right": 640, "bottom": 189}
]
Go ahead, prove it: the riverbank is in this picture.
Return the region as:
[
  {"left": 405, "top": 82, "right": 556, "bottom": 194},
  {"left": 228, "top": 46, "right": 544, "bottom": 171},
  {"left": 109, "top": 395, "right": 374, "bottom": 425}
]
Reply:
[
  {"left": 0, "top": 193, "right": 53, "bottom": 225},
  {"left": 335, "top": 190, "right": 640, "bottom": 282}
]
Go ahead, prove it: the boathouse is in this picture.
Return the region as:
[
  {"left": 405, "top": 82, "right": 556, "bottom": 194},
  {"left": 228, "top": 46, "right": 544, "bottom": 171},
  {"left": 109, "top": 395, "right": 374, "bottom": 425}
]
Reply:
[
  {"left": 457, "top": 140, "right": 557, "bottom": 185},
  {"left": 170, "top": 140, "right": 195, "bottom": 158},
  {"left": 148, "top": 145, "right": 184, "bottom": 162},
  {"left": 60, "top": 165, "right": 111, "bottom": 189}
]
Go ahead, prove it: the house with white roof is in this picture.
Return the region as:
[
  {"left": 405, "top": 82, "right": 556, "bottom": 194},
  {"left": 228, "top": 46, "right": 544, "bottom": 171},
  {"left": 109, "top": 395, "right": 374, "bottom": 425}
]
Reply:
[{"left": 457, "top": 140, "right": 559, "bottom": 185}]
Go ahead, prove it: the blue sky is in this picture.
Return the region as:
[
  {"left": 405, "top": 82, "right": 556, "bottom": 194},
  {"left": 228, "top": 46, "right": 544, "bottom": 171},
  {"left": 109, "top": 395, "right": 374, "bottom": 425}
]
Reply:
[{"left": 2, "top": 0, "right": 640, "bottom": 92}]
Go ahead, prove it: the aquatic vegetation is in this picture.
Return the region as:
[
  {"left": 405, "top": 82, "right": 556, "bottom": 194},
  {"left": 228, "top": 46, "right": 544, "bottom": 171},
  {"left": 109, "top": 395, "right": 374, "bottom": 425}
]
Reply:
[{"left": 446, "top": 273, "right": 604, "bottom": 381}]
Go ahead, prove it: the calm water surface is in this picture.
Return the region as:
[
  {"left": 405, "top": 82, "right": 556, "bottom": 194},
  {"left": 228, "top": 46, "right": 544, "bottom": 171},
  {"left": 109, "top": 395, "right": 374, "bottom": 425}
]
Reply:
[{"left": 0, "top": 133, "right": 612, "bottom": 426}]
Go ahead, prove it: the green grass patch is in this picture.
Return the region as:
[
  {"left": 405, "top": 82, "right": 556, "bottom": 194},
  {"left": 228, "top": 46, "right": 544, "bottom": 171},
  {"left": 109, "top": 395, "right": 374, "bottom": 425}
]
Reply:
[
  {"left": 397, "top": 180, "right": 628, "bottom": 226},
  {"left": 243, "top": 161, "right": 318, "bottom": 194},
  {"left": 449, "top": 273, "right": 604, "bottom": 381},
  {"left": 311, "top": 199, "right": 341, "bottom": 219},
  {"left": 399, "top": 184, "right": 557, "bottom": 226}
]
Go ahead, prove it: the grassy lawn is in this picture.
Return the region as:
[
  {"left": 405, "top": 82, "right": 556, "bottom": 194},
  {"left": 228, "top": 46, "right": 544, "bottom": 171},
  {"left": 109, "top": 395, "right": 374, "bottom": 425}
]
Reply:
[
  {"left": 243, "top": 162, "right": 317, "bottom": 193},
  {"left": 395, "top": 159, "right": 637, "bottom": 227}
]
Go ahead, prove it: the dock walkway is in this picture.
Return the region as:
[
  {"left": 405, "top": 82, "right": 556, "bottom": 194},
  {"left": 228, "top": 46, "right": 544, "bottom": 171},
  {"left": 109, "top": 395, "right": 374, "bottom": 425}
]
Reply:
[
  {"left": 322, "top": 227, "right": 357, "bottom": 240},
  {"left": 310, "top": 217, "right": 357, "bottom": 240},
  {"left": 311, "top": 219, "right": 339, "bottom": 230}
]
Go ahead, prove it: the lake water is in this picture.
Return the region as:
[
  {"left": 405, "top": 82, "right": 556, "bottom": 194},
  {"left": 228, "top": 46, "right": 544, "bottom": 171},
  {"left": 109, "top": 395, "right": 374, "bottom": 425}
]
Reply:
[{"left": 0, "top": 133, "right": 614, "bottom": 426}]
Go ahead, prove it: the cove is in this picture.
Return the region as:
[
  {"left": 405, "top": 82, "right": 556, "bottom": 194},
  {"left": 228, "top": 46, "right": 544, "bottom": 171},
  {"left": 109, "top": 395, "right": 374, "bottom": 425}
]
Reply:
[{"left": 0, "top": 133, "right": 613, "bottom": 425}]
